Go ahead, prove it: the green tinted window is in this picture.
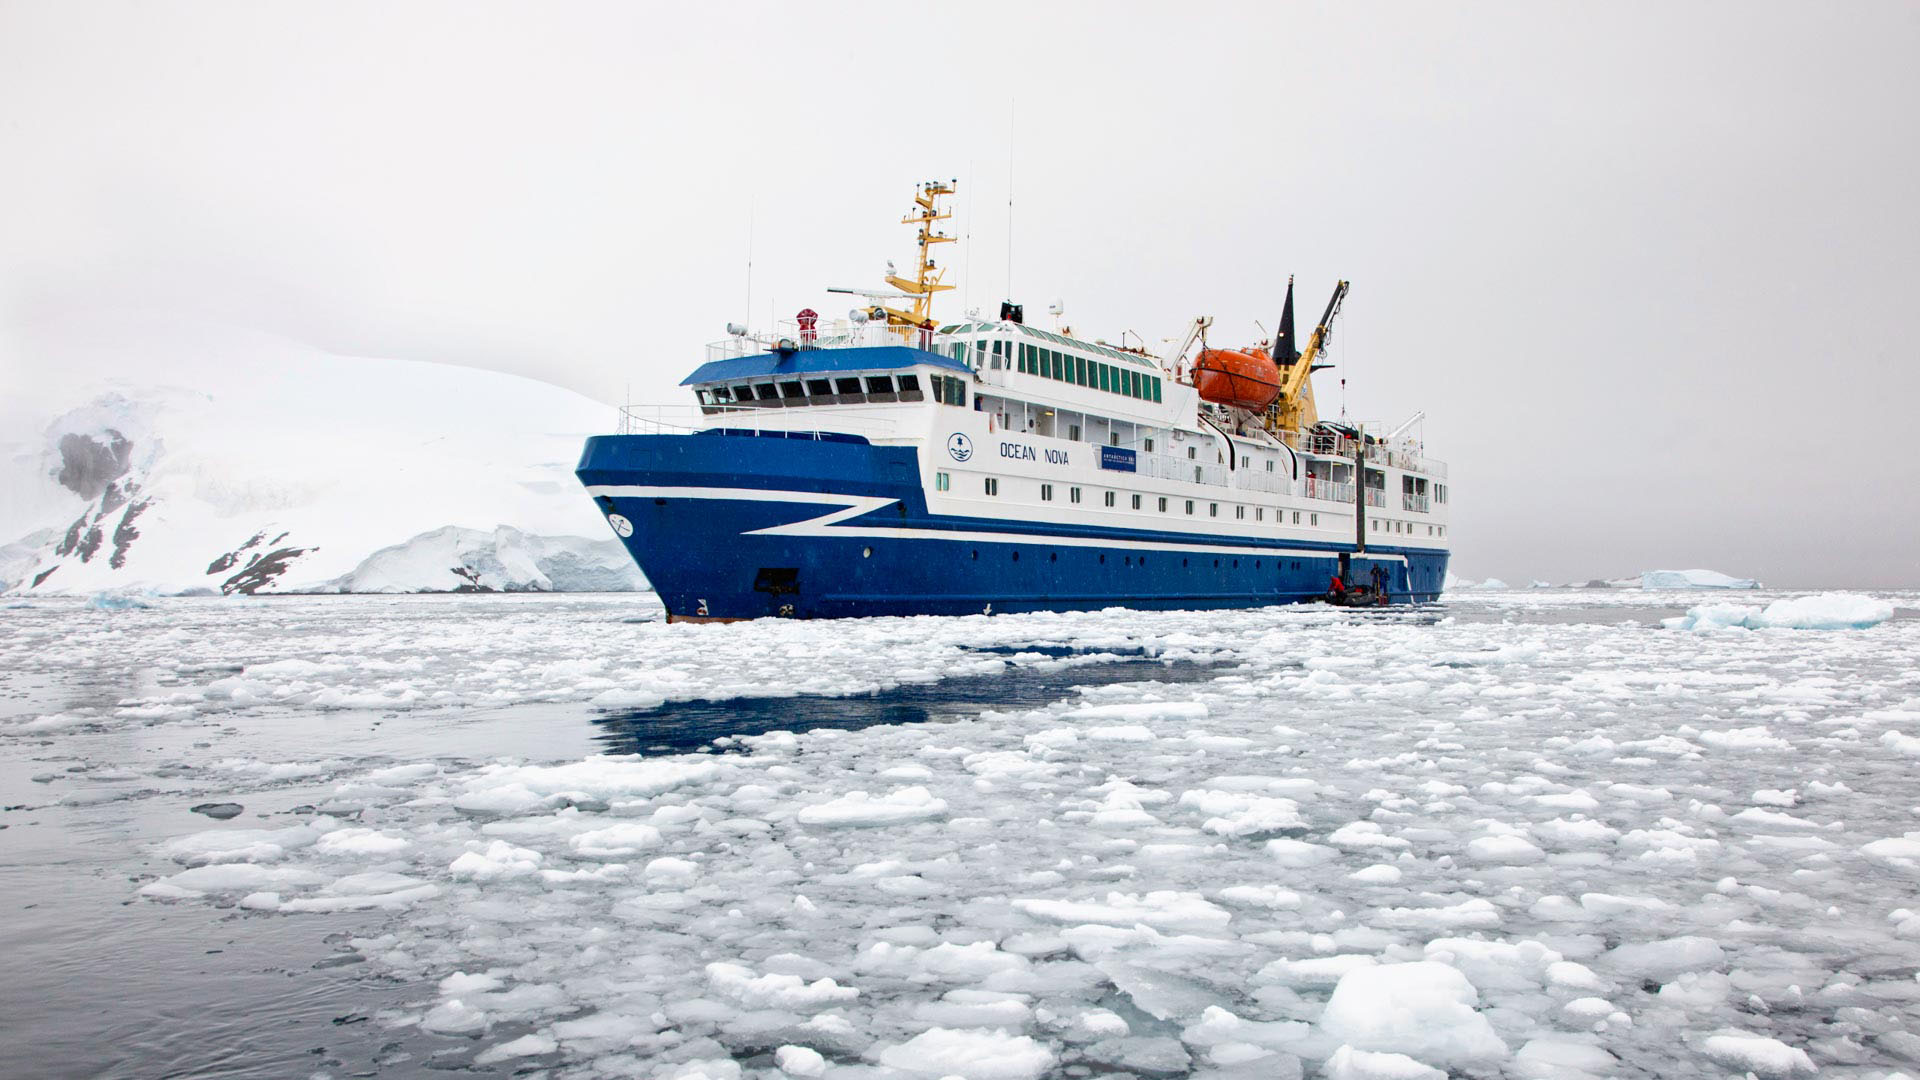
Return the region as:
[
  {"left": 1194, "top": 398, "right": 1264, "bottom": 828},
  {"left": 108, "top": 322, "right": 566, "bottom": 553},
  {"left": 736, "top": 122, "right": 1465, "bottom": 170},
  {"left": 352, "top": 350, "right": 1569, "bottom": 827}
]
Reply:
[
  {"left": 1152, "top": 377, "right": 1162, "bottom": 402},
  {"left": 1097, "top": 364, "right": 1109, "bottom": 392},
  {"left": 1130, "top": 371, "right": 1141, "bottom": 397},
  {"left": 1075, "top": 356, "right": 1087, "bottom": 385}
]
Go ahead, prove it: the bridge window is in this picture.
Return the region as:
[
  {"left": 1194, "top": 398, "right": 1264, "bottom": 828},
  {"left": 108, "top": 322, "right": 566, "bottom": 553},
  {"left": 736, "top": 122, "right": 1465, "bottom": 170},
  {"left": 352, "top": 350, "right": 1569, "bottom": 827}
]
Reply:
[
  {"left": 805, "top": 379, "right": 832, "bottom": 396},
  {"left": 834, "top": 377, "right": 862, "bottom": 397},
  {"left": 896, "top": 374, "right": 924, "bottom": 402},
  {"left": 754, "top": 383, "right": 782, "bottom": 401},
  {"left": 780, "top": 380, "right": 805, "bottom": 400}
]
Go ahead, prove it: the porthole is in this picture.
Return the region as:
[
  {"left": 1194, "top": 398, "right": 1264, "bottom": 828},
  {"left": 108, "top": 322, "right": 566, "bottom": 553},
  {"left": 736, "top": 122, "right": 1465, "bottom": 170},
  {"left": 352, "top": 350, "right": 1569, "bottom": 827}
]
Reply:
[
  {"left": 1050, "top": 551, "right": 1058, "bottom": 562},
  {"left": 862, "top": 547, "right": 872, "bottom": 558},
  {"left": 971, "top": 550, "right": 979, "bottom": 560},
  {"left": 1182, "top": 558, "right": 1189, "bottom": 567},
  {"left": 1012, "top": 551, "right": 1020, "bottom": 562},
  {"left": 1099, "top": 554, "right": 1106, "bottom": 564}
]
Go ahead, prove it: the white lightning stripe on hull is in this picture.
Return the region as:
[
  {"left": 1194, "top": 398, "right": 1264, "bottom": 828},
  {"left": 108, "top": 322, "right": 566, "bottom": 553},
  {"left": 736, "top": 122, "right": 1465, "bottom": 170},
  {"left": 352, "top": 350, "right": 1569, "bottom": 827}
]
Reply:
[{"left": 583, "top": 484, "right": 1413, "bottom": 564}]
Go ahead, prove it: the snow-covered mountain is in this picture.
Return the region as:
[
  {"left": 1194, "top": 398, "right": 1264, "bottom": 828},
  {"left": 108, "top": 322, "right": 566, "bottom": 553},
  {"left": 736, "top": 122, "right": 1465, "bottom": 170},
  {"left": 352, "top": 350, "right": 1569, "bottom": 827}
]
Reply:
[{"left": 2, "top": 332, "right": 644, "bottom": 595}]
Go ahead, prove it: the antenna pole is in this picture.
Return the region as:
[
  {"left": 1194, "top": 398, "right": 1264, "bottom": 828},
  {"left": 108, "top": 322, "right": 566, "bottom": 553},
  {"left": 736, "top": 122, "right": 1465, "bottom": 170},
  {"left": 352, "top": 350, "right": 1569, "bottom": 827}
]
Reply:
[
  {"left": 1006, "top": 101, "right": 1015, "bottom": 300},
  {"left": 744, "top": 198, "right": 755, "bottom": 329}
]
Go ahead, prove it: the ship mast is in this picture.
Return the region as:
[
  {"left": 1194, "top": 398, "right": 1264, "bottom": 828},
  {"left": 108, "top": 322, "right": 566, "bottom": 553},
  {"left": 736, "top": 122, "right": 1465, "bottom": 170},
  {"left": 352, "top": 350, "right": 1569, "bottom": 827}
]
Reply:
[{"left": 880, "top": 180, "right": 957, "bottom": 336}]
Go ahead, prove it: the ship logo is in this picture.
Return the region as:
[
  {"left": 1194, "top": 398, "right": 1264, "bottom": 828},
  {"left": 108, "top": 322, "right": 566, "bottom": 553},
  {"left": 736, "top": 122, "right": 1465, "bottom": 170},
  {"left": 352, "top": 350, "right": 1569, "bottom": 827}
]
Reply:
[
  {"left": 946, "top": 433, "right": 973, "bottom": 462},
  {"left": 606, "top": 513, "right": 634, "bottom": 538}
]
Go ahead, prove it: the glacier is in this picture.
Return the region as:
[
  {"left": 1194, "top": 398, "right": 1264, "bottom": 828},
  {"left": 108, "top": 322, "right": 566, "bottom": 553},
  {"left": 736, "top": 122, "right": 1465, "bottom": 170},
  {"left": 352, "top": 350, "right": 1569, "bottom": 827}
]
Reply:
[{"left": 0, "top": 334, "right": 643, "bottom": 595}]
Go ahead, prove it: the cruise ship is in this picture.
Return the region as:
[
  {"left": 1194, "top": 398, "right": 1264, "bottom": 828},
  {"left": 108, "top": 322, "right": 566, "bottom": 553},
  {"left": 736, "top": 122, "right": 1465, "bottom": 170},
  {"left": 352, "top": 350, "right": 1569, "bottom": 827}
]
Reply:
[{"left": 576, "top": 181, "right": 1449, "bottom": 621}]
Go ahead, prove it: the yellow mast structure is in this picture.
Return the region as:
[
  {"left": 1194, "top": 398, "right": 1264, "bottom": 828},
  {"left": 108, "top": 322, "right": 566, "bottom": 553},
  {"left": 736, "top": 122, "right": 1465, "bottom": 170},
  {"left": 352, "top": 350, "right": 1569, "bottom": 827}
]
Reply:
[
  {"left": 1268, "top": 279, "right": 1349, "bottom": 439},
  {"left": 877, "top": 180, "right": 956, "bottom": 337}
]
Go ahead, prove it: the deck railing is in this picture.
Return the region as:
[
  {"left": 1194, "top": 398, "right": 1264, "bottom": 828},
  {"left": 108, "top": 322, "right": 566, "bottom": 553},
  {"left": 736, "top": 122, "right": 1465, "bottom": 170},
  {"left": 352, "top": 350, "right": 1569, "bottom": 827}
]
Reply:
[
  {"left": 1303, "top": 479, "right": 1355, "bottom": 503},
  {"left": 615, "top": 404, "right": 901, "bottom": 441},
  {"left": 1403, "top": 493, "right": 1431, "bottom": 513},
  {"left": 704, "top": 322, "right": 968, "bottom": 364}
]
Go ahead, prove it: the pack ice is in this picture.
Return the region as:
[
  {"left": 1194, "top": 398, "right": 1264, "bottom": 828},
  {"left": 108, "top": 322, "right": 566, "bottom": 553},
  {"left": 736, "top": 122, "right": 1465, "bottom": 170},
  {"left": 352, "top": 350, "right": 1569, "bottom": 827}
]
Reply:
[{"left": 6, "top": 587, "right": 1917, "bottom": 1077}]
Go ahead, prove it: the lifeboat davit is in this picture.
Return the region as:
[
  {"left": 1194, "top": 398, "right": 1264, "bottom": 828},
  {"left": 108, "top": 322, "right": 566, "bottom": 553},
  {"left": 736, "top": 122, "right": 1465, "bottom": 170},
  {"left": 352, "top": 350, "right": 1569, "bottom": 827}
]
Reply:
[{"left": 1192, "top": 347, "right": 1282, "bottom": 410}]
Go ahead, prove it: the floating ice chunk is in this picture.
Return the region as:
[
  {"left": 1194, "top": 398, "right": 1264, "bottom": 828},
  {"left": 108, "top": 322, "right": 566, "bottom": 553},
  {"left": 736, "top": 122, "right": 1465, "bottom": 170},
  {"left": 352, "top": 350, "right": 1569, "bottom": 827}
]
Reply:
[
  {"left": 1546, "top": 962, "right": 1610, "bottom": 992},
  {"left": 1318, "top": 961, "right": 1509, "bottom": 1066},
  {"left": 160, "top": 824, "right": 322, "bottom": 866},
  {"left": 1513, "top": 1037, "right": 1618, "bottom": 1077},
  {"left": 1753, "top": 788, "right": 1799, "bottom": 807},
  {"left": 1882, "top": 730, "right": 1920, "bottom": 756},
  {"left": 1604, "top": 936, "right": 1726, "bottom": 982},
  {"left": 1180, "top": 788, "right": 1305, "bottom": 836},
  {"left": 1086, "top": 724, "right": 1157, "bottom": 742},
  {"left": 643, "top": 856, "right": 698, "bottom": 884},
  {"left": 1267, "top": 838, "right": 1339, "bottom": 866},
  {"left": 279, "top": 871, "right": 438, "bottom": 911},
  {"left": 1532, "top": 817, "right": 1620, "bottom": 849},
  {"left": 1218, "top": 884, "right": 1304, "bottom": 909},
  {"left": 704, "top": 962, "right": 858, "bottom": 1011},
  {"left": 1079, "top": 1009, "right": 1130, "bottom": 1036},
  {"left": 449, "top": 840, "right": 542, "bottom": 880},
  {"left": 1467, "top": 834, "right": 1545, "bottom": 865},
  {"left": 454, "top": 757, "right": 719, "bottom": 816},
  {"left": 139, "top": 863, "right": 324, "bottom": 899},
  {"left": 1182, "top": 1005, "right": 1309, "bottom": 1049},
  {"left": 1351, "top": 863, "right": 1403, "bottom": 884},
  {"left": 313, "top": 827, "right": 411, "bottom": 856},
  {"left": 1423, "top": 938, "right": 1563, "bottom": 991},
  {"left": 1329, "top": 822, "right": 1411, "bottom": 851},
  {"left": 1698, "top": 726, "right": 1791, "bottom": 751},
  {"left": 1324, "top": 1044, "right": 1445, "bottom": 1080},
  {"left": 1259, "top": 954, "right": 1378, "bottom": 989},
  {"left": 1579, "top": 892, "right": 1672, "bottom": 916},
  {"left": 796, "top": 786, "right": 948, "bottom": 827},
  {"left": 1700, "top": 1032, "right": 1817, "bottom": 1077},
  {"left": 1560, "top": 997, "right": 1623, "bottom": 1024},
  {"left": 421, "top": 998, "right": 490, "bottom": 1034},
  {"left": 1372, "top": 898, "right": 1501, "bottom": 931},
  {"left": 567, "top": 822, "right": 661, "bottom": 857},
  {"left": 474, "top": 1033, "right": 556, "bottom": 1065},
  {"left": 1860, "top": 834, "right": 1920, "bottom": 870},
  {"left": 875, "top": 1027, "right": 1055, "bottom": 1080},
  {"left": 773, "top": 1045, "right": 825, "bottom": 1077},
  {"left": 1012, "top": 891, "right": 1231, "bottom": 933},
  {"left": 1066, "top": 701, "right": 1209, "bottom": 723}
]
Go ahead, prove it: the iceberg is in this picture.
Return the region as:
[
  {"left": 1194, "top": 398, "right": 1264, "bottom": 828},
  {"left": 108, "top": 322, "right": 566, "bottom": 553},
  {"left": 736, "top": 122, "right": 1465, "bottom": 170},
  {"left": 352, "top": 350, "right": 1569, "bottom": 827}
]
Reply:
[
  {"left": 1663, "top": 592, "right": 1894, "bottom": 632},
  {"left": 1640, "top": 569, "right": 1760, "bottom": 590}
]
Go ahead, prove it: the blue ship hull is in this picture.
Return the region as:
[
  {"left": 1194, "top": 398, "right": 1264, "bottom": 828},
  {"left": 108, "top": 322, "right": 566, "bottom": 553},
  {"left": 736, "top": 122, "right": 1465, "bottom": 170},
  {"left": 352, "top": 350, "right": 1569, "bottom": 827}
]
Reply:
[{"left": 577, "top": 433, "right": 1448, "bottom": 621}]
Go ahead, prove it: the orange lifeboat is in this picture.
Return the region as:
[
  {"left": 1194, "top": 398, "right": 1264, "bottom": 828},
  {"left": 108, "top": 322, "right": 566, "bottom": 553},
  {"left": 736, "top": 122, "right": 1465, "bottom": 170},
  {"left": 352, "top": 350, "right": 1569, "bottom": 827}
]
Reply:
[{"left": 1192, "top": 347, "right": 1282, "bottom": 410}]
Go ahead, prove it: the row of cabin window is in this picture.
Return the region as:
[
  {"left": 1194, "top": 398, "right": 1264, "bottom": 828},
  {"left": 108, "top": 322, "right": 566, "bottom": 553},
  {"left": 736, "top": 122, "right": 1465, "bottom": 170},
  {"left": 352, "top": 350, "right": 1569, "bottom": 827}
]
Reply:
[
  {"left": 1372, "top": 519, "right": 1449, "bottom": 538},
  {"left": 953, "top": 473, "right": 1323, "bottom": 526},
  {"left": 698, "top": 373, "right": 965, "bottom": 408},
  {"left": 1012, "top": 343, "right": 1163, "bottom": 403}
]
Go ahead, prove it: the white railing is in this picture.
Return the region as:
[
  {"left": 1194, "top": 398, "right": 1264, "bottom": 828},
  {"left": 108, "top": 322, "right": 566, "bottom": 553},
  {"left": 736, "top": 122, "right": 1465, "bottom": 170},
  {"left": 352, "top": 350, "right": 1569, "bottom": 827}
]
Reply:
[
  {"left": 1303, "top": 479, "right": 1355, "bottom": 503},
  {"left": 1364, "top": 488, "right": 1386, "bottom": 508},
  {"left": 1229, "top": 469, "right": 1291, "bottom": 495},
  {"left": 1301, "top": 431, "right": 1448, "bottom": 478},
  {"left": 1403, "top": 493, "right": 1431, "bottom": 513},
  {"left": 705, "top": 322, "right": 969, "bottom": 364},
  {"left": 1138, "top": 452, "right": 1228, "bottom": 487},
  {"left": 615, "top": 404, "right": 901, "bottom": 441}
]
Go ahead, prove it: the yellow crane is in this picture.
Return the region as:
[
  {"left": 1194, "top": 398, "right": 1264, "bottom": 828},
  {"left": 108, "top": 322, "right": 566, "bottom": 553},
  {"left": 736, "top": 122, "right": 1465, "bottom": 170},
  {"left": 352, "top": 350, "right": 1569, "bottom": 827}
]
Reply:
[{"left": 1268, "top": 279, "right": 1349, "bottom": 438}]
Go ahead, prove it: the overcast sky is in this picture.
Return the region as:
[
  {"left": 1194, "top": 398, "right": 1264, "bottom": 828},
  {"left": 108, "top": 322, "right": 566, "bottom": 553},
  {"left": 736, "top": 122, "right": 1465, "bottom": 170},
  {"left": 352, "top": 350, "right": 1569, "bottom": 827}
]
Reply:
[{"left": 2, "top": 1, "right": 1915, "bottom": 587}]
